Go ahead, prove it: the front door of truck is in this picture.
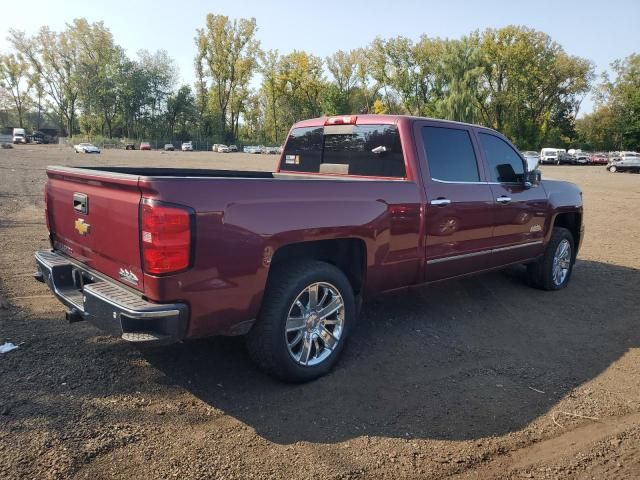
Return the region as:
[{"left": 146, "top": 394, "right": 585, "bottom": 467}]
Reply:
[
  {"left": 475, "top": 131, "right": 549, "bottom": 265},
  {"left": 415, "top": 121, "right": 496, "bottom": 282}
]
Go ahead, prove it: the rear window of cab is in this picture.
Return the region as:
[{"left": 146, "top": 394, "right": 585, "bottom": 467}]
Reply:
[{"left": 280, "top": 124, "right": 406, "bottom": 178}]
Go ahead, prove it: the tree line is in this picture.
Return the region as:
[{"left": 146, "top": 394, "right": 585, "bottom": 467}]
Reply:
[{"left": 0, "top": 14, "right": 637, "bottom": 151}]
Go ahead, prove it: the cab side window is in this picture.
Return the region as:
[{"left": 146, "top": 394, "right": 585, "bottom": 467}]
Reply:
[
  {"left": 478, "top": 133, "right": 525, "bottom": 183},
  {"left": 421, "top": 126, "right": 480, "bottom": 182}
]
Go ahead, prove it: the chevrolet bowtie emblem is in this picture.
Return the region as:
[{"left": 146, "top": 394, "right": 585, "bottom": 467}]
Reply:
[{"left": 74, "top": 218, "right": 90, "bottom": 236}]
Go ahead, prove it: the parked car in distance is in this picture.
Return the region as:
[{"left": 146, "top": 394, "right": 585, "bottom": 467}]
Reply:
[
  {"left": 13, "top": 128, "right": 27, "bottom": 144},
  {"left": 557, "top": 151, "right": 575, "bottom": 165},
  {"left": 574, "top": 152, "right": 590, "bottom": 165},
  {"left": 139, "top": 142, "right": 151, "bottom": 151},
  {"left": 228, "top": 145, "right": 238, "bottom": 152},
  {"left": 540, "top": 148, "right": 560, "bottom": 165},
  {"left": 243, "top": 145, "right": 260, "bottom": 154},
  {"left": 590, "top": 152, "right": 608, "bottom": 165},
  {"left": 164, "top": 144, "right": 175, "bottom": 151},
  {"left": 264, "top": 146, "right": 279, "bottom": 155},
  {"left": 73, "top": 142, "right": 101, "bottom": 154},
  {"left": 125, "top": 143, "right": 136, "bottom": 150},
  {"left": 31, "top": 131, "right": 50, "bottom": 144},
  {"left": 181, "top": 141, "right": 193, "bottom": 152},
  {"left": 35, "top": 114, "right": 584, "bottom": 382},
  {"left": 607, "top": 152, "right": 640, "bottom": 173}
]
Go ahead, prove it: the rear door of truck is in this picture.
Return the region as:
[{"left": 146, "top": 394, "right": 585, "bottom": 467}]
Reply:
[
  {"left": 413, "top": 119, "right": 497, "bottom": 281},
  {"left": 45, "top": 167, "right": 144, "bottom": 291}
]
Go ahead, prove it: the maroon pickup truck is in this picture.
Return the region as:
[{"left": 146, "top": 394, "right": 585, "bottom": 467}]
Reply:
[{"left": 35, "top": 115, "right": 583, "bottom": 382}]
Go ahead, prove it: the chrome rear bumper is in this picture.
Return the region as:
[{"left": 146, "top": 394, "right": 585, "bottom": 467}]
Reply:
[{"left": 34, "top": 249, "right": 187, "bottom": 345}]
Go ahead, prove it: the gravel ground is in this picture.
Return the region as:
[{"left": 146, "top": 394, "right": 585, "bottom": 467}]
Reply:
[{"left": 1, "top": 145, "right": 639, "bottom": 479}]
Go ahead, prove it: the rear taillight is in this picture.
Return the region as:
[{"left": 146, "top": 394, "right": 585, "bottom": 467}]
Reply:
[{"left": 141, "top": 201, "right": 193, "bottom": 275}]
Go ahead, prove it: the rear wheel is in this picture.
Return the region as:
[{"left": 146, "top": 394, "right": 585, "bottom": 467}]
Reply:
[
  {"left": 527, "top": 227, "right": 575, "bottom": 291},
  {"left": 609, "top": 165, "right": 617, "bottom": 172},
  {"left": 246, "top": 260, "right": 356, "bottom": 382}
]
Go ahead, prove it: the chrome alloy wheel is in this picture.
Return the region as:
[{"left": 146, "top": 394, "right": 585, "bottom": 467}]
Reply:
[
  {"left": 552, "top": 239, "right": 572, "bottom": 286},
  {"left": 285, "top": 282, "right": 345, "bottom": 367}
]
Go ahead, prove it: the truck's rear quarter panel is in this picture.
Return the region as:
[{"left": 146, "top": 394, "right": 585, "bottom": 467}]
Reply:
[{"left": 139, "top": 177, "right": 423, "bottom": 338}]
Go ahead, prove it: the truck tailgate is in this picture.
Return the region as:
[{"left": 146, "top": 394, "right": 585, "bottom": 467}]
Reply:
[{"left": 46, "top": 167, "right": 144, "bottom": 291}]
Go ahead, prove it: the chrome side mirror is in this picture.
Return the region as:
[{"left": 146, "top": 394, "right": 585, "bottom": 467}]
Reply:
[
  {"left": 524, "top": 157, "right": 541, "bottom": 188},
  {"left": 525, "top": 156, "right": 540, "bottom": 172}
]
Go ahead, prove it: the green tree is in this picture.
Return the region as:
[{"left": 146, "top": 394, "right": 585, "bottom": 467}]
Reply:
[
  {"left": 575, "top": 106, "right": 618, "bottom": 151},
  {"left": 352, "top": 47, "right": 379, "bottom": 113},
  {"left": 598, "top": 54, "right": 640, "bottom": 149},
  {"left": 278, "top": 50, "right": 326, "bottom": 125},
  {"left": 259, "top": 49, "right": 283, "bottom": 143},
  {"left": 29, "top": 72, "right": 46, "bottom": 130},
  {"left": 326, "top": 49, "right": 358, "bottom": 113},
  {"left": 166, "top": 85, "right": 196, "bottom": 138},
  {"left": 0, "top": 52, "right": 32, "bottom": 128},
  {"left": 476, "top": 26, "right": 593, "bottom": 149},
  {"left": 9, "top": 27, "right": 80, "bottom": 135},
  {"left": 68, "top": 18, "right": 124, "bottom": 137},
  {"left": 195, "top": 14, "right": 259, "bottom": 141},
  {"left": 435, "top": 35, "right": 483, "bottom": 123}
]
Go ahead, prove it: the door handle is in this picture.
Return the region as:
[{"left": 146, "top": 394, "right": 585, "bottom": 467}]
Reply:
[
  {"left": 430, "top": 198, "right": 451, "bottom": 206},
  {"left": 496, "top": 196, "right": 512, "bottom": 204}
]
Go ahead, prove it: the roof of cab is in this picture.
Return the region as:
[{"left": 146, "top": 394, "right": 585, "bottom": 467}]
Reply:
[{"left": 290, "top": 114, "right": 499, "bottom": 134}]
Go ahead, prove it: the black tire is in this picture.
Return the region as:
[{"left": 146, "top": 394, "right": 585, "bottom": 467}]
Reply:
[
  {"left": 527, "top": 227, "right": 575, "bottom": 291},
  {"left": 246, "top": 260, "right": 356, "bottom": 382}
]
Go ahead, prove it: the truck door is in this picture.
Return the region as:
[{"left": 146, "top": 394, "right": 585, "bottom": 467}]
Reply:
[
  {"left": 415, "top": 121, "right": 496, "bottom": 282},
  {"left": 475, "top": 131, "right": 548, "bottom": 265}
]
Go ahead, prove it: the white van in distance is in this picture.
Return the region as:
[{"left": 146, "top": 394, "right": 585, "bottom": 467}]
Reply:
[{"left": 13, "top": 128, "right": 26, "bottom": 144}]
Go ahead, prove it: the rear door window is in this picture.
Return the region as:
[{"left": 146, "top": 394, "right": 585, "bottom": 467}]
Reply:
[
  {"left": 281, "top": 124, "right": 406, "bottom": 178},
  {"left": 421, "top": 126, "right": 480, "bottom": 182}
]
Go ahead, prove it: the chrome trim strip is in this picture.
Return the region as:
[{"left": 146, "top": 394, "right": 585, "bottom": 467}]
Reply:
[
  {"left": 427, "top": 240, "right": 544, "bottom": 265},
  {"left": 431, "top": 178, "right": 500, "bottom": 185},
  {"left": 491, "top": 240, "right": 543, "bottom": 253},
  {"left": 430, "top": 178, "right": 527, "bottom": 186},
  {"left": 427, "top": 249, "right": 491, "bottom": 264}
]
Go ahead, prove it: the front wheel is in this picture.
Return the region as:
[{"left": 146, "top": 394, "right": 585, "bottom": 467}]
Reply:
[
  {"left": 609, "top": 165, "right": 617, "bottom": 172},
  {"left": 527, "top": 227, "right": 575, "bottom": 290},
  {"left": 246, "top": 260, "right": 355, "bottom": 382}
]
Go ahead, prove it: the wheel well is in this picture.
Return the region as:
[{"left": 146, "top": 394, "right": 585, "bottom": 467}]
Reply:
[
  {"left": 270, "top": 239, "right": 366, "bottom": 294},
  {"left": 553, "top": 212, "right": 582, "bottom": 247}
]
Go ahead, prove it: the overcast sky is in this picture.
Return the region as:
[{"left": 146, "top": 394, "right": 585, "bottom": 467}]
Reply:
[{"left": 1, "top": 0, "right": 639, "bottom": 115}]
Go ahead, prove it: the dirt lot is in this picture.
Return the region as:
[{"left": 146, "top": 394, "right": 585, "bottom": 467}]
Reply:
[{"left": 1, "top": 145, "right": 639, "bottom": 479}]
